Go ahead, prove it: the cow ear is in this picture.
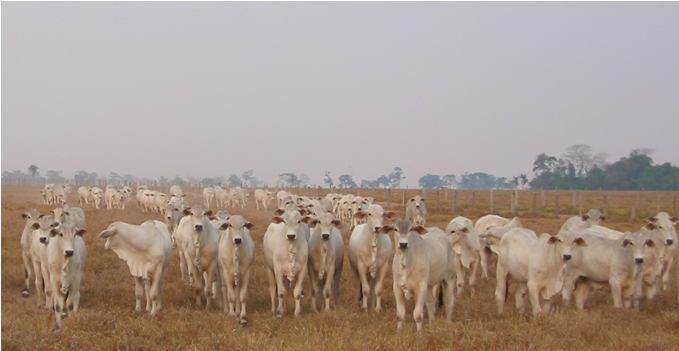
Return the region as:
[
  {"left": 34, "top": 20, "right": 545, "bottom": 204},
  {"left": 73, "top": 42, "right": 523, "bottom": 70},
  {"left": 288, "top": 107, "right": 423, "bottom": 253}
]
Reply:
[
  {"left": 409, "top": 198, "right": 414, "bottom": 202},
  {"left": 670, "top": 216, "right": 678, "bottom": 224},
  {"left": 622, "top": 239, "right": 633, "bottom": 247},
  {"left": 244, "top": 222, "right": 255, "bottom": 230},
  {"left": 209, "top": 216, "right": 217, "bottom": 221},
  {"left": 301, "top": 216, "right": 314, "bottom": 224},
  {"left": 412, "top": 226, "right": 427, "bottom": 235},
  {"left": 383, "top": 211, "right": 397, "bottom": 220},
  {"left": 548, "top": 236, "right": 561, "bottom": 244},
  {"left": 219, "top": 223, "right": 230, "bottom": 230},
  {"left": 76, "top": 229, "right": 86, "bottom": 237},
  {"left": 574, "top": 237, "right": 587, "bottom": 246},
  {"left": 331, "top": 219, "right": 342, "bottom": 228},
  {"left": 49, "top": 210, "right": 54, "bottom": 214},
  {"left": 380, "top": 225, "right": 394, "bottom": 233},
  {"left": 645, "top": 222, "right": 657, "bottom": 230},
  {"left": 31, "top": 222, "right": 40, "bottom": 230},
  {"left": 183, "top": 208, "right": 192, "bottom": 216},
  {"left": 600, "top": 215, "right": 606, "bottom": 221},
  {"left": 274, "top": 209, "right": 285, "bottom": 215},
  {"left": 645, "top": 239, "right": 655, "bottom": 247},
  {"left": 647, "top": 216, "right": 657, "bottom": 223},
  {"left": 307, "top": 219, "right": 319, "bottom": 228},
  {"left": 354, "top": 211, "right": 367, "bottom": 219},
  {"left": 460, "top": 227, "right": 469, "bottom": 234},
  {"left": 204, "top": 210, "right": 213, "bottom": 217},
  {"left": 581, "top": 214, "right": 589, "bottom": 221},
  {"left": 51, "top": 222, "right": 59, "bottom": 228},
  {"left": 64, "top": 212, "right": 70, "bottom": 216},
  {"left": 49, "top": 228, "right": 59, "bottom": 237},
  {"left": 21, "top": 213, "right": 29, "bottom": 219},
  {"left": 271, "top": 216, "right": 284, "bottom": 224}
]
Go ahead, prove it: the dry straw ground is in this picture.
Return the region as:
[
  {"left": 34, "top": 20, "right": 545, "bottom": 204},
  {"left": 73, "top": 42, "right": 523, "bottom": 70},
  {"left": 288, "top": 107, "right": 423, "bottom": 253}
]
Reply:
[{"left": 2, "top": 186, "right": 679, "bottom": 350}]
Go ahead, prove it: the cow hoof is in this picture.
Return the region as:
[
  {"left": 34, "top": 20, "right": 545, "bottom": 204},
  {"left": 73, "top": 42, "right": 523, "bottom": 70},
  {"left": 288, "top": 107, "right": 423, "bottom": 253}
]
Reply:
[
  {"left": 21, "top": 290, "right": 29, "bottom": 297},
  {"left": 239, "top": 317, "right": 248, "bottom": 326}
]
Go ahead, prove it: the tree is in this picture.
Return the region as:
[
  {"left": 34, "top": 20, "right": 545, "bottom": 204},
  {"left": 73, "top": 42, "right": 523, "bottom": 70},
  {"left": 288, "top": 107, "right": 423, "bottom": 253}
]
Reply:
[
  {"left": 241, "top": 170, "right": 254, "bottom": 188},
  {"left": 45, "top": 170, "right": 65, "bottom": 183},
  {"left": 227, "top": 174, "right": 243, "bottom": 187},
  {"left": 532, "top": 153, "right": 558, "bottom": 176},
  {"left": 27, "top": 165, "right": 39, "bottom": 178},
  {"left": 323, "top": 171, "right": 334, "bottom": 188},
  {"left": 299, "top": 174, "right": 310, "bottom": 187},
  {"left": 338, "top": 174, "right": 357, "bottom": 189},
  {"left": 419, "top": 174, "right": 444, "bottom": 189},
  {"left": 442, "top": 174, "right": 457, "bottom": 189},
  {"left": 278, "top": 173, "right": 299, "bottom": 188},
  {"left": 388, "top": 167, "right": 405, "bottom": 188},
  {"left": 171, "top": 176, "right": 187, "bottom": 186}
]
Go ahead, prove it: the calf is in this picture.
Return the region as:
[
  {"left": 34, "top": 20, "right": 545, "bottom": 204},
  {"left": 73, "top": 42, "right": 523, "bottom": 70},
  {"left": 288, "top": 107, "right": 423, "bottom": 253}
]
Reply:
[
  {"left": 29, "top": 214, "right": 58, "bottom": 308},
  {"left": 98, "top": 220, "right": 172, "bottom": 315},
  {"left": 307, "top": 212, "right": 344, "bottom": 312},
  {"left": 642, "top": 212, "right": 678, "bottom": 300},
  {"left": 348, "top": 204, "right": 396, "bottom": 311},
  {"left": 475, "top": 215, "right": 522, "bottom": 279},
  {"left": 216, "top": 215, "right": 255, "bottom": 324},
  {"left": 47, "top": 222, "right": 87, "bottom": 331},
  {"left": 254, "top": 189, "right": 275, "bottom": 210},
  {"left": 53, "top": 205, "right": 86, "bottom": 229},
  {"left": 263, "top": 210, "right": 310, "bottom": 317},
  {"left": 20, "top": 209, "right": 41, "bottom": 296},
  {"left": 77, "top": 187, "right": 91, "bottom": 206},
  {"left": 203, "top": 187, "right": 215, "bottom": 208},
  {"left": 445, "top": 216, "right": 482, "bottom": 296},
  {"left": 405, "top": 195, "right": 427, "bottom": 226},
  {"left": 560, "top": 208, "right": 606, "bottom": 233}
]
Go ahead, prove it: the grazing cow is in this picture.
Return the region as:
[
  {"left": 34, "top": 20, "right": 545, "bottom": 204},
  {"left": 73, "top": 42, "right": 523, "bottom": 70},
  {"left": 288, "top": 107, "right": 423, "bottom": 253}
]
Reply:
[
  {"left": 46, "top": 222, "right": 87, "bottom": 331},
  {"left": 445, "top": 216, "right": 482, "bottom": 296},
  {"left": 560, "top": 208, "right": 606, "bottom": 233},
  {"left": 20, "top": 209, "right": 41, "bottom": 296},
  {"left": 405, "top": 196, "right": 427, "bottom": 226},
  {"left": 216, "top": 215, "right": 255, "bottom": 324},
  {"left": 348, "top": 204, "right": 396, "bottom": 311},
  {"left": 307, "top": 212, "right": 344, "bottom": 312},
  {"left": 388, "top": 220, "right": 456, "bottom": 331},
  {"left": 53, "top": 205, "right": 86, "bottom": 229},
  {"left": 643, "top": 212, "right": 678, "bottom": 300},
  {"left": 98, "top": 220, "right": 173, "bottom": 315},
  {"left": 263, "top": 210, "right": 310, "bottom": 317},
  {"left": 174, "top": 206, "right": 221, "bottom": 308},
  {"left": 254, "top": 189, "right": 275, "bottom": 210},
  {"left": 559, "top": 231, "right": 655, "bottom": 310},
  {"left": 29, "top": 214, "right": 57, "bottom": 308},
  {"left": 491, "top": 228, "right": 571, "bottom": 316},
  {"left": 203, "top": 187, "right": 215, "bottom": 208},
  {"left": 475, "top": 215, "right": 521, "bottom": 279},
  {"left": 77, "top": 187, "right": 92, "bottom": 206}
]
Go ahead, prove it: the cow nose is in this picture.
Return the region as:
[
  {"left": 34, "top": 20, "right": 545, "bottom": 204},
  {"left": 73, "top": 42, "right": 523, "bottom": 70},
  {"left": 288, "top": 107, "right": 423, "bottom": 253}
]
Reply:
[
  {"left": 287, "top": 234, "right": 296, "bottom": 240},
  {"left": 194, "top": 224, "right": 203, "bottom": 232},
  {"left": 635, "top": 257, "right": 644, "bottom": 264},
  {"left": 65, "top": 250, "right": 74, "bottom": 257},
  {"left": 415, "top": 205, "right": 420, "bottom": 208},
  {"left": 666, "top": 239, "right": 674, "bottom": 246},
  {"left": 39, "top": 237, "right": 47, "bottom": 244},
  {"left": 234, "top": 238, "right": 242, "bottom": 245},
  {"left": 322, "top": 233, "right": 330, "bottom": 240},
  {"left": 399, "top": 242, "right": 408, "bottom": 249},
  {"left": 373, "top": 226, "right": 381, "bottom": 232},
  {"left": 562, "top": 254, "right": 572, "bottom": 261}
]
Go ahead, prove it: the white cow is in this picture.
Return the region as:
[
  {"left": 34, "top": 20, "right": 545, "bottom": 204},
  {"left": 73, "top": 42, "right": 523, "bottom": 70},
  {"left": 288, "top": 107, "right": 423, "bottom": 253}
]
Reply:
[
  {"left": 77, "top": 187, "right": 92, "bottom": 206},
  {"left": 215, "top": 187, "right": 232, "bottom": 209},
  {"left": 46, "top": 222, "right": 87, "bottom": 331},
  {"left": 475, "top": 215, "right": 522, "bottom": 279},
  {"left": 20, "top": 209, "right": 41, "bottom": 296},
  {"left": 98, "top": 220, "right": 173, "bottom": 315},
  {"left": 216, "top": 215, "right": 255, "bottom": 324},
  {"left": 643, "top": 212, "right": 678, "bottom": 300},
  {"left": 405, "top": 195, "right": 427, "bottom": 226},
  {"left": 348, "top": 204, "right": 396, "bottom": 311},
  {"left": 559, "top": 231, "right": 655, "bottom": 310},
  {"left": 254, "top": 189, "right": 275, "bottom": 210},
  {"left": 174, "top": 207, "right": 221, "bottom": 308},
  {"left": 91, "top": 187, "right": 104, "bottom": 209},
  {"left": 169, "top": 185, "right": 184, "bottom": 197},
  {"left": 203, "top": 187, "right": 215, "bottom": 208},
  {"left": 29, "top": 214, "right": 57, "bottom": 308},
  {"left": 307, "top": 212, "right": 344, "bottom": 312},
  {"left": 263, "top": 210, "right": 310, "bottom": 317},
  {"left": 389, "top": 219, "right": 456, "bottom": 331},
  {"left": 560, "top": 208, "right": 606, "bottom": 233},
  {"left": 53, "top": 205, "right": 86, "bottom": 229},
  {"left": 491, "top": 228, "right": 571, "bottom": 316},
  {"left": 445, "top": 216, "right": 482, "bottom": 296}
]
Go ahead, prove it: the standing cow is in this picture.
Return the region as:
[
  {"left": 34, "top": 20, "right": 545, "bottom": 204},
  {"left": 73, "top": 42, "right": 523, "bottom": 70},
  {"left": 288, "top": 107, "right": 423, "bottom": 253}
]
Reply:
[
  {"left": 405, "top": 196, "right": 427, "bottom": 226},
  {"left": 307, "top": 212, "right": 344, "bottom": 312}
]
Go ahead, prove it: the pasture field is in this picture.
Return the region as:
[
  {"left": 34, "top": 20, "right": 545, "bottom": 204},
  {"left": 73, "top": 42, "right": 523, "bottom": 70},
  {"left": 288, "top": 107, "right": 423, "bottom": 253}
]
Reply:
[{"left": 2, "top": 185, "right": 679, "bottom": 350}]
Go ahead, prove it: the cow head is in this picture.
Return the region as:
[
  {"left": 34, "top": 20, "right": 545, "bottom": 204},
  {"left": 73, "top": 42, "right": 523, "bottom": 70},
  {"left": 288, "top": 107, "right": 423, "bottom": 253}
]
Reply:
[
  {"left": 308, "top": 212, "right": 341, "bottom": 241},
  {"left": 384, "top": 218, "right": 426, "bottom": 250},
  {"left": 557, "top": 231, "right": 588, "bottom": 262},
  {"left": 353, "top": 204, "right": 396, "bottom": 233},
  {"left": 49, "top": 222, "right": 85, "bottom": 257},
  {"left": 271, "top": 210, "right": 306, "bottom": 241},
  {"left": 621, "top": 232, "right": 656, "bottom": 265},
  {"left": 32, "top": 214, "right": 57, "bottom": 245},
  {"left": 218, "top": 215, "right": 253, "bottom": 245},
  {"left": 644, "top": 212, "right": 678, "bottom": 247},
  {"left": 409, "top": 196, "right": 426, "bottom": 210},
  {"left": 446, "top": 216, "right": 481, "bottom": 251},
  {"left": 22, "top": 208, "right": 40, "bottom": 222}
]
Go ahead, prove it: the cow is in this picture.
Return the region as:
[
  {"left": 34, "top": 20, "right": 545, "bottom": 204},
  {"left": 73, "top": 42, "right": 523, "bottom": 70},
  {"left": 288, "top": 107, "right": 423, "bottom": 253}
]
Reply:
[
  {"left": 405, "top": 195, "right": 427, "bottom": 226},
  {"left": 203, "top": 187, "right": 215, "bottom": 208},
  {"left": 445, "top": 216, "right": 482, "bottom": 296},
  {"left": 29, "top": 214, "right": 58, "bottom": 308},
  {"left": 560, "top": 208, "right": 606, "bottom": 233},
  {"left": 215, "top": 187, "right": 232, "bottom": 209},
  {"left": 475, "top": 215, "right": 522, "bottom": 279},
  {"left": 46, "top": 222, "right": 87, "bottom": 331},
  {"left": 216, "top": 215, "right": 255, "bottom": 324},
  {"left": 91, "top": 187, "right": 104, "bottom": 209},
  {"left": 98, "top": 220, "right": 173, "bottom": 315},
  {"left": 642, "top": 212, "right": 678, "bottom": 300},
  {"left": 307, "top": 212, "right": 344, "bottom": 312},
  {"left": 348, "top": 204, "right": 396, "bottom": 311},
  {"left": 169, "top": 185, "right": 184, "bottom": 197},
  {"left": 77, "top": 187, "right": 92, "bottom": 207},
  {"left": 53, "top": 205, "right": 86, "bottom": 229},
  {"left": 174, "top": 206, "right": 221, "bottom": 309},
  {"left": 388, "top": 219, "right": 456, "bottom": 331},
  {"left": 491, "top": 228, "right": 572, "bottom": 316},
  {"left": 254, "top": 189, "right": 275, "bottom": 210},
  {"left": 20, "top": 209, "right": 42, "bottom": 296},
  {"left": 559, "top": 231, "right": 655, "bottom": 310},
  {"left": 263, "top": 210, "right": 310, "bottom": 317}
]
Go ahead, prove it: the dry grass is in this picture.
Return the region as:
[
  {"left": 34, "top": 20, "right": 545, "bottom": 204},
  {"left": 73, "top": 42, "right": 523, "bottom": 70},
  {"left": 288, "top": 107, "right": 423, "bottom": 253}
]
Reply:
[{"left": 2, "top": 185, "right": 679, "bottom": 350}]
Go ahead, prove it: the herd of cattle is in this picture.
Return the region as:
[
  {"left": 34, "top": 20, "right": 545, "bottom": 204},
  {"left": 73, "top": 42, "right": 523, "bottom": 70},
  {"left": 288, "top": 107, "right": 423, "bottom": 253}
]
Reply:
[{"left": 19, "top": 185, "right": 679, "bottom": 332}]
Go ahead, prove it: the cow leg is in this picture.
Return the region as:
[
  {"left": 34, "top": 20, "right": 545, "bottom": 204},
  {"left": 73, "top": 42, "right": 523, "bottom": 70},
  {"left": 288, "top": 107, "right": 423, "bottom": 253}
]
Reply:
[
  {"left": 469, "top": 257, "right": 479, "bottom": 296},
  {"left": 40, "top": 263, "right": 52, "bottom": 309},
  {"left": 425, "top": 286, "right": 436, "bottom": 326},
  {"left": 134, "top": 277, "right": 144, "bottom": 311},
  {"left": 413, "top": 283, "right": 427, "bottom": 332},
  {"left": 323, "top": 267, "right": 335, "bottom": 312},
  {"left": 357, "top": 262, "right": 370, "bottom": 311},
  {"left": 443, "top": 278, "right": 455, "bottom": 322},
  {"left": 574, "top": 280, "right": 590, "bottom": 310},
  {"left": 32, "top": 261, "right": 44, "bottom": 307},
  {"left": 495, "top": 262, "right": 508, "bottom": 314},
  {"left": 479, "top": 248, "right": 489, "bottom": 280},
  {"left": 239, "top": 269, "right": 251, "bottom": 325},
  {"left": 143, "top": 278, "right": 152, "bottom": 312},
  {"left": 527, "top": 281, "right": 541, "bottom": 316},
  {"left": 293, "top": 265, "right": 307, "bottom": 317},
  {"left": 309, "top": 273, "right": 320, "bottom": 313},
  {"left": 662, "top": 256, "right": 674, "bottom": 291},
  {"left": 274, "top": 267, "right": 287, "bottom": 317},
  {"left": 609, "top": 279, "right": 623, "bottom": 308},
  {"left": 561, "top": 271, "right": 577, "bottom": 307},
  {"left": 22, "top": 252, "right": 33, "bottom": 296},
  {"left": 266, "top": 268, "right": 277, "bottom": 314},
  {"left": 393, "top": 279, "right": 406, "bottom": 331},
  {"left": 374, "top": 262, "right": 390, "bottom": 312},
  {"left": 205, "top": 263, "right": 218, "bottom": 310},
  {"left": 515, "top": 283, "right": 528, "bottom": 313},
  {"left": 178, "top": 250, "right": 188, "bottom": 284},
  {"left": 149, "top": 267, "right": 164, "bottom": 316},
  {"left": 454, "top": 257, "right": 465, "bottom": 297}
]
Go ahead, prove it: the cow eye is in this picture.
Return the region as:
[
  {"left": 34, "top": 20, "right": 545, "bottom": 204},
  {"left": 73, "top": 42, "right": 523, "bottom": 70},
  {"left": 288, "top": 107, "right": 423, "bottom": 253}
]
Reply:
[
  {"left": 368, "top": 213, "right": 372, "bottom": 216},
  {"left": 659, "top": 226, "right": 664, "bottom": 229},
  {"left": 59, "top": 233, "right": 63, "bottom": 237}
]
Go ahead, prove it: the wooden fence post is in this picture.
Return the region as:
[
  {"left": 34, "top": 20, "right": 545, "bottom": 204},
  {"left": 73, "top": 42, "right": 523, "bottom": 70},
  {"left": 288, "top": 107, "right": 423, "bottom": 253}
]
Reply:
[
  {"left": 631, "top": 193, "right": 640, "bottom": 220},
  {"left": 437, "top": 190, "right": 440, "bottom": 211},
  {"left": 673, "top": 193, "right": 677, "bottom": 213},
  {"left": 657, "top": 193, "right": 661, "bottom": 212},
  {"left": 603, "top": 195, "right": 608, "bottom": 218},
  {"left": 402, "top": 189, "right": 406, "bottom": 208},
  {"left": 572, "top": 191, "right": 577, "bottom": 208},
  {"left": 578, "top": 192, "right": 583, "bottom": 216},
  {"left": 471, "top": 191, "right": 477, "bottom": 210},
  {"left": 554, "top": 195, "right": 560, "bottom": 218},
  {"left": 490, "top": 189, "right": 495, "bottom": 214},
  {"left": 541, "top": 190, "right": 546, "bottom": 207},
  {"left": 453, "top": 190, "right": 458, "bottom": 213},
  {"left": 532, "top": 192, "right": 538, "bottom": 216}
]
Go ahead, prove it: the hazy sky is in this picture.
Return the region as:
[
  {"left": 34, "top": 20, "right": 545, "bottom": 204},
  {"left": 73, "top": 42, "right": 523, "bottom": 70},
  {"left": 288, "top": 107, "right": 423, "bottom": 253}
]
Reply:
[{"left": 3, "top": 2, "right": 679, "bottom": 186}]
